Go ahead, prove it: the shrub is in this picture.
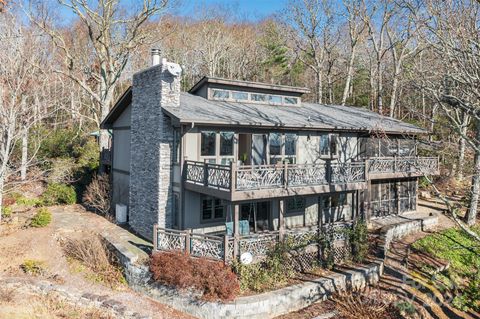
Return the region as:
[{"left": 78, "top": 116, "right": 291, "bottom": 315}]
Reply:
[
  {"left": 233, "top": 240, "right": 296, "bottom": 292},
  {"left": 41, "top": 183, "right": 76, "bottom": 206},
  {"left": 21, "top": 259, "right": 46, "bottom": 276},
  {"left": 1, "top": 206, "right": 13, "bottom": 218},
  {"left": 30, "top": 208, "right": 52, "bottom": 227},
  {"left": 150, "top": 252, "right": 240, "bottom": 301},
  {"left": 61, "top": 234, "right": 125, "bottom": 288},
  {"left": 350, "top": 220, "right": 369, "bottom": 263},
  {"left": 47, "top": 157, "right": 77, "bottom": 184},
  {"left": 82, "top": 174, "right": 111, "bottom": 215}
]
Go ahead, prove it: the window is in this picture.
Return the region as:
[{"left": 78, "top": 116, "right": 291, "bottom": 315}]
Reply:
[
  {"left": 172, "top": 128, "right": 180, "bottom": 164},
  {"left": 201, "top": 131, "right": 216, "bottom": 156},
  {"left": 251, "top": 93, "right": 267, "bottom": 102},
  {"left": 320, "top": 134, "right": 329, "bottom": 156},
  {"left": 232, "top": 91, "right": 248, "bottom": 101},
  {"left": 284, "top": 97, "right": 298, "bottom": 105},
  {"left": 285, "top": 133, "right": 297, "bottom": 164},
  {"left": 331, "top": 193, "right": 347, "bottom": 207},
  {"left": 201, "top": 196, "right": 225, "bottom": 221},
  {"left": 286, "top": 197, "right": 305, "bottom": 214},
  {"left": 268, "top": 95, "right": 282, "bottom": 104},
  {"left": 212, "top": 89, "right": 229, "bottom": 99},
  {"left": 269, "top": 133, "right": 282, "bottom": 164},
  {"left": 220, "top": 132, "right": 234, "bottom": 156},
  {"left": 319, "top": 133, "right": 338, "bottom": 157}
]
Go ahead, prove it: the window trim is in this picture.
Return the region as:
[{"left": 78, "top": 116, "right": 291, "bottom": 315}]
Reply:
[
  {"left": 200, "top": 195, "right": 226, "bottom": 223},
  {"left": 285, "top": 197, "right": 306, "bottom": 216},
  {"left": 199, "top": 130, "right": 236, "bottom": 165},
  {"left": 319, "top": 133, "right": 339, "bottom": 159}
]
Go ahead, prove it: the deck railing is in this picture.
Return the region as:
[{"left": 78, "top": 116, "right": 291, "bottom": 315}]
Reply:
[
  {"left": 184, "top": 160, "right": 366, "bottom": 192},
  {"left": 368, "top": 156, "right": 439, "bottom": 175},
  {"left": 153, "top": 223, "right": 353, "bottom": 265}
]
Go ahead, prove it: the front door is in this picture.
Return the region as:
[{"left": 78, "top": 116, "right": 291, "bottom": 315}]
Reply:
[{"left": 252, "top": 134, "right": 267, "bottom": 165}]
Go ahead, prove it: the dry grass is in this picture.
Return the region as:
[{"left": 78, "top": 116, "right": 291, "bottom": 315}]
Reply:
[
  {"left": 332, "top": 289, "right": 403, "bottom": 319},
  {"left": 0, "top": 286, "right": 16, "bottom": 303},
  {"left": 61, "top": 233, "right": 125, "bottom": 289},
  {"left": 0, "top": 291, "right": 115, "bottom": 319}
]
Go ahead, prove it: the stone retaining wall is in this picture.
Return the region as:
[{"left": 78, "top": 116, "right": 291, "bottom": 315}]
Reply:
[
  {"left": 382, "top": 215, "right": 438, "bottom": 252},
  {"left": 108, "top": 236, "right": 384, "bottom": 319}
]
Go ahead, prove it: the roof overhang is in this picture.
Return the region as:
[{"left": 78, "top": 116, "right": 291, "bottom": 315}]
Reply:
[{"left": 100, "top": 87, "right": 132, "bottom": 129}]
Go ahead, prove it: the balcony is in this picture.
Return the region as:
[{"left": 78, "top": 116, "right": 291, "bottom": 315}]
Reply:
[
  {"left": 183, "top": 161, "right": 367, "bottom": 201},
  {"left": 367, "top": 156, "right": 439, "bottom": 180}
]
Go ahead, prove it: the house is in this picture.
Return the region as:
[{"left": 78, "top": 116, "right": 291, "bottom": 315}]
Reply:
[{"left": 101, "top": 52, "right": 439, "bottom": 262}]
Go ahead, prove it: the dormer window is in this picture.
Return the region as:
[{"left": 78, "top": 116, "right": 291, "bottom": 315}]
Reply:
[
  {"left": 209, "top": 87, "right": 302, "bottom": 106},
  {"left": 212, "top": 89, "right": 229, "bottom": 99},
  {"left": 251, "top": 93, "right": 266, "bottom": 102},
  {"left": 232, "top": 91, "right": 248, "bottom": 101},
  {"left": 284, "top": 97, "right": 298, "bottom": 105}
]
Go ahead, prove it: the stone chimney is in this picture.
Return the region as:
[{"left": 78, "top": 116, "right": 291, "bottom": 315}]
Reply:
[{"left": 129, "top": 56, "right": 182, "bottom": 239}]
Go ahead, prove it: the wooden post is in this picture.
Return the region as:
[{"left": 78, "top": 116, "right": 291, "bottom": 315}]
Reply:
[
  {"left": 283, "top": 162, "right": 288, "bottom": 188},
  {"left": 204, "top": 163, "right": 208, "bottom": 186},
  {"left": 233, "top": 204, "right": 239, "bottom": 259},
  {"left": 153, "top": 224, "right": 158, "bottom": 252},
  {"left": 393, "top": 155, "right": 397, "bottom": 173},
  {"left": 185, "top": 229, "right": 191, "bottom": 255},
  {"left": 279, "top": 198, "right": 285, "bottom": 241},
  {"left": 223, "top": 235, "right": 229, "bottom": 263},
  {"left": 230, "top": 161, "right": 236, "bottom": 193}
]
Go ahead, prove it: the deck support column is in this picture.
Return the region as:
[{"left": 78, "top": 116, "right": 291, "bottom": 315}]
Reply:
[
  {"left": 279, "top": 198, "right": 285, "bottom": 241},
  {"left": 233, "top": 203, "right": 240, "bottom": 260}
]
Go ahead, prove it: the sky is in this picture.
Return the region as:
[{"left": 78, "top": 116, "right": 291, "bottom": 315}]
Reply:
[{"left": 172, "top": 0, "right": 288, "bottom": 21}]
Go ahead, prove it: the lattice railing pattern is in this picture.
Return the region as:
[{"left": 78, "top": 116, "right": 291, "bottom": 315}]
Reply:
[
  {"left": 368, "top": 157, "right": 439, "bottom": 175},
  {"left": 330, "top": 162, "right": 366, "bottom": 184},
  {"left": 185, "top": 161, "right": 205, "bottom": 184},
  {"left": 206, "top": 164, "right": 231, "bottom": 189},
  {"left": 368, "top": 158, "right": 395, "bottom": 174},
  {"left": 190, "top": 234, "right": 225, "bottom": 260},
  {"left": 157, "top": 229, "right": 187, "bottom": 251},
  {"left": 285, "top": 226, "right": 319, "bottom": 246},
  {"left": 287, "top": 164, "right": 328, "bottom": 186},
  {"left": 236, "top": 166, "right": 283, "bottom": 190},
  {"left": 238, "top": 232, "right": 279, "bottom": 258}
]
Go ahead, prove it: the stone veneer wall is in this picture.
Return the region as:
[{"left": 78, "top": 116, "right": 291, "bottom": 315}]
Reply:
[{"left": 129, "top": 62, "right": 180, "bottom": 239}]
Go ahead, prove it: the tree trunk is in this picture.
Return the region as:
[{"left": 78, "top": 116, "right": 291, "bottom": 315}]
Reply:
[
  {"left": 457, "top": 112, "right": 469, "bottom": 181},
  {"left": 467, "top": 120, "right": 480, "bottom": 225},
  {"left": 316, "top": 69, "right": 323, "bottom": 104},
  {"left": 342, "top": 48, "right": 356, "bottom": 106},
  {"left": 389, "top": 67, "right": 400, "bottom": 118},
  {"left": 376, "top": 59, "right": 383, "bottom": 115},
  {"left": 20, "top": 127, "right": 28, "bottom": 181}
]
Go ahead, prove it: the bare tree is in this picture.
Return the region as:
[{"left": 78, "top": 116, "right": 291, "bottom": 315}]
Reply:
[
  {"left": 362, "top": 0, "right": 395, "bottom": 114},
  {"left": 415, "top": 0, "right": 480, "bottom": 225},
  {"left": 27, "top": 0, "right": 169, "bottom": 154},
  {"left": 341, "top": 0, "right": 366, "bottom": 105},
  {"left": 0, "top": 11, "right": 54, "bottom": 221},
  {"left": 285, "top": 0, "right": 333, "bottom": 104}
]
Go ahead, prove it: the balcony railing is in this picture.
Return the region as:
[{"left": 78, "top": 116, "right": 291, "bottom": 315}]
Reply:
[
  {"left": 368, "top": 156, "right": 439, "bottom": 176},
  {"left": 184, "top": 160, "right": 366, "bottom": 193}
]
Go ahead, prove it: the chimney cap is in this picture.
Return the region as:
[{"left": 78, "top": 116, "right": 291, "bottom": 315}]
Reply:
[{"left": 151, "top": 48, "right": 161, "bottom": 66}]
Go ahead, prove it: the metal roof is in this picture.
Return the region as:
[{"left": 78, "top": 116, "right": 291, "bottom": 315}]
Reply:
[{"left": 161, "top": 92, "right": 427, "bottom": 134}]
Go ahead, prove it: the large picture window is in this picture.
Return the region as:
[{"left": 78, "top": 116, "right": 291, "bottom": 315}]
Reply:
[
  {"left": 201, "top": 196, "right": 225, "bottom": 222},
  {"left": 269, "top": 132, "right": 297, "bottom": 164},
  {"left": 201, "top": 131, "right": 216, "bottom": 156},
  {"left": 220, "top": 132, "right": 234, "bottom": 156}
]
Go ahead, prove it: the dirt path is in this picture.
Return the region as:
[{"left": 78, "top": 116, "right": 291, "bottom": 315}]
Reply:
[{"left": 0, "top": 205, "right": 194, "bottom": 319}]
